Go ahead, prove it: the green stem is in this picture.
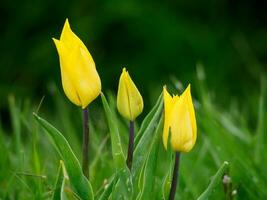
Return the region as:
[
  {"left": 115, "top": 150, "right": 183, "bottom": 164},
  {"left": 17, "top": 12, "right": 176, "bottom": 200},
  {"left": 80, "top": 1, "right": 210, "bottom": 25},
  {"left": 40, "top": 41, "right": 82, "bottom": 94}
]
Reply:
[
  {"left": 169, "top": 152, "right": 180, "bottom": 200},
  {"left": 126, "top": 120, "right": 134, "bottom": 170},
  {"left": 82, "top": 107, "right": 89, "bottom": 178}
]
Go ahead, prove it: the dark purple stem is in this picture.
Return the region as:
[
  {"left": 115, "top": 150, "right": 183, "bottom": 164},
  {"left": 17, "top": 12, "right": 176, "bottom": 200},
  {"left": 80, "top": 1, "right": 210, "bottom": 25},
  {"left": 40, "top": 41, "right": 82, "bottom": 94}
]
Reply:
[
  {"left": 82, "top": 107, "right": 89, "bottom": 178},
  {"left": 169, "top": 152, "right": 180, "bottom": 200}
]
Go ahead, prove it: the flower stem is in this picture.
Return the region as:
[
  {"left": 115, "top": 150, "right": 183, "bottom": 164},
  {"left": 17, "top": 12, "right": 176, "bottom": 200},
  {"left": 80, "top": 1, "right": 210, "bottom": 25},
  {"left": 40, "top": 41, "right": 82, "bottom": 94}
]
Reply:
[
  {"left": 82, "top": 107, "right": 89, "bottom": 178},
  {"left": 126, "top": 120, "right": 135, "bottom": 170},
  {"left": 169, "top": 152, "right": 180, "bottom": 200}
]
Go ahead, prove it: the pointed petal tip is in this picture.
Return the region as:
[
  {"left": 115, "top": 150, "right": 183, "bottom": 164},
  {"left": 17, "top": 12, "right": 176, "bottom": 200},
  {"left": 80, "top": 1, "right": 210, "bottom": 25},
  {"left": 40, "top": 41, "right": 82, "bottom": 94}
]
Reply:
[
  {"left": 181, "top": 84, "right": 191, "bottom": 97},
  {"left": 52, "top": 38, "right": 61, "bottom": 49},
  {"left": 52, "top": 37, "right": 59, "bottom": 43},
  {"left": 122, "top": 67, "right": 128, "bottom": 74},
  {"left": 186, "top": 84, "right": 191, "bottom": 91},
  {"left": 163, "top": 85, "right": 168, "bottom": 92},
  {"left": 163, "top": 86, "right": 171, "bottom": 97},
  {"left": 60, "top": 18, "right": 72, "bottom": 41},
  {"left": 64, "top": 18, "right": 70, "bottom": 28}
]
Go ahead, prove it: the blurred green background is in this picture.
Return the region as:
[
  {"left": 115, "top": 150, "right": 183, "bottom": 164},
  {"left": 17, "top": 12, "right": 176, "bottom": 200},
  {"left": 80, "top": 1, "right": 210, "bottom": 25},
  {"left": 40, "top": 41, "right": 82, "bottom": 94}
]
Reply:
[
  {"left": 1, "top": 1, "right": 267, "bottom": 199},
  {"left": 1, "top": 0, "right": 267, "bottom": 111}
]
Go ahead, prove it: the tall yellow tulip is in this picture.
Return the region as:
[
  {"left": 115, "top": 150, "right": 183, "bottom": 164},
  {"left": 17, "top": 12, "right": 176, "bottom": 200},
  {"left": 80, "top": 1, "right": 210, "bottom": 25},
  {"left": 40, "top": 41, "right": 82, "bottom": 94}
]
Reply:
[
  {"left": 53, "top": 19, "right": 101, "bottom": 108},
  {"left": 117, "top": 68, "right": 143, "bottom": 121},
  {"left": 163, "top": 85, "right": 197, "bottom": 152}
]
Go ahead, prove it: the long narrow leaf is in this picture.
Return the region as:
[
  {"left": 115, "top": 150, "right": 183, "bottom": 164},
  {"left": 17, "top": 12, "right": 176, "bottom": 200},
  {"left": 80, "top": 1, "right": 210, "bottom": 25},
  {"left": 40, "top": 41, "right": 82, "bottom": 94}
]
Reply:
[
  {"left": 98, "top": 176, "right": 116, "bottom": 200},
  {"left": 197, "top": 161, "right": 229, "bottom": 200},
  {"left": 52, "top": 160, "right": 68, "bottom": 200},
  {"left": 33, "top": 113, "right": 94, "bottom": 200},
  {"left": 111, "top": 168, "right": 133, "bottom": 200},
  {"left": 132, "top": 94, "right": 163, "bottom": 177},
  {"left": 134, "top": 93, "right": 163, "bottom": 144},
  {"left": 101, "top": 93, "right": 126, "bottom": 169},
  {"left": 136, "top": 117, "right": 163, "bottom": 200},
  {"left": 160, "top": 132, "right": 174, "bottom": 200}
]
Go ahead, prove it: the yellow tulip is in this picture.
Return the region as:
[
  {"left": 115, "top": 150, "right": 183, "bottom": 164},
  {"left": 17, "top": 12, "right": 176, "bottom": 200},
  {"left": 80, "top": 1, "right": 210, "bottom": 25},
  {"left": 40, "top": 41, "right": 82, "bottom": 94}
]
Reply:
[
  {"left": 117, "top": 68, "right": 143, "bottom": 121},
  {"left": 53, "top": 19, "right": 101, "bottom": 108},
  {"left": 163, "top": 85, "right": 197, "bottom": 152}
]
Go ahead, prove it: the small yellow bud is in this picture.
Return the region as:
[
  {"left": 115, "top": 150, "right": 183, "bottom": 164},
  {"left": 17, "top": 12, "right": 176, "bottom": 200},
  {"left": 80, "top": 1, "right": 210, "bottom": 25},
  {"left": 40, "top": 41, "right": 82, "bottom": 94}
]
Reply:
[
  {"left": 117, "top": 68, "right": 143, "bottom": 121},
  {"left": 53, "top": 19, "right": 101, "bottom": 108},
  {"left": 163, "top": 85, "right": 197, "bottom": 152}
]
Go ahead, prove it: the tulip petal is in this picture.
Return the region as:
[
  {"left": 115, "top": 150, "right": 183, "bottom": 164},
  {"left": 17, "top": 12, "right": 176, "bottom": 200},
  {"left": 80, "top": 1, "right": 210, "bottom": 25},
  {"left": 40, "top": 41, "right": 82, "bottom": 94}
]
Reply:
[
  {"left": 60, "top": 19, "right": 82, "bottom": 51},
  {"left": 117, "top": 69, "right": 131, "bottom": 119},
  {"left": 162, "top": 87, "right": 180, "bottom": 149},
  {"left": 60, "top": 19, "right": 95, "bottom": 67},
  {"left": 125, "top": 70, "right": 143, "bottom": 120},
  {"left": 162, "top": 86, "right": 172, "bottom": 149},
  {"left": 52, "top": 38, "right": 82, "bottom": 106},
  {"left": 69, "top": 46, "right": 101, "bottom": 108},
  {"left": 184, "top": 84, "right": 197, "bottom": 145}
]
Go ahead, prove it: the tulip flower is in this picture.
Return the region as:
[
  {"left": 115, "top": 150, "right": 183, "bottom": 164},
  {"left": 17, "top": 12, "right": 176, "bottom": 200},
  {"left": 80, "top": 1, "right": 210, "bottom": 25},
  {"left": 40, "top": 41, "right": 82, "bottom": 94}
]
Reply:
[
  {"left": 53, "top": 19, "right": 101, "bottom": 109},
  {"left": 117, "top": 68, "right": 144, "bottom": 121},
  {"left": 117, "top": 67, "right": 143, "bottom": 169},
  {"left": 53, "top": 19, "right": 101, "bottom": 178},
  {"left": 163, "top": 85, "right": 197, "bottom": 152},
  {"left": 163, "top": 85, "right": 197, "bottom": 200}
]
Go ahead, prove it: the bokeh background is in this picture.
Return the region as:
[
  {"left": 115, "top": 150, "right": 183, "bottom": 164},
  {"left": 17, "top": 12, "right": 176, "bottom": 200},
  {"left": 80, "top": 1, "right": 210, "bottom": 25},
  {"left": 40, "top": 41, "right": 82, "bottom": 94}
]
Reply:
[
  {"left": 1, "top": 1, "right": 267, "bottom": 199},
  {"left": 1, "top": 0, "right": 267, "bottom": 112}
]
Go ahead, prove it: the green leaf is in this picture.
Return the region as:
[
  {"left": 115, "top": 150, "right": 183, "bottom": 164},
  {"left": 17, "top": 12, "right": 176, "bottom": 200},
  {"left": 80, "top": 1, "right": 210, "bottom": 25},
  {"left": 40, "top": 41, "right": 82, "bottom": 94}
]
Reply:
[
  {"left": 52, "top": 160, "right": 67, "bottom": 200},
  {"left": 101, "top": 93, "right": 126, "bottom": 169},
  {"left": 197, "top": 161, "right": 229, "bottom": 200},
  {"left": 161, "top": 167, "right": 172, "bottom": 200},
  {"left": 161, "top": 131, "right": 174, "bottom": 200},
  {"left": 101, "top": 93, "right": 134, "bottom": 199},
  {"left": 132, "top": 93, "right": 163, "bottom": 178},
  {"left": 98, "top": 176, "right": 116, "bottom": 200},
  {"left": 134, "top": 93, "right": 163, "bottom": 144},
  {"left": 111, "top": 167, "right": 133, "bottom": 200},
  {"left": 33, "top": 113, "right": 94, "bottom": 200},
  {"left": 136, "top": 117, "right": 163, "bottom": 200}
]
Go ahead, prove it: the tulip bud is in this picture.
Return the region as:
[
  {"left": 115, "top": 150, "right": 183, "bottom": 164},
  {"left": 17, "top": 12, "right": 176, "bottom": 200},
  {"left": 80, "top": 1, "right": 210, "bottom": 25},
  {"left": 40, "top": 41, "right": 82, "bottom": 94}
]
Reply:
[
  {"left": 53, "top": 19, "right": 101, "bottom": 108},
  {"left": 117, "top": 68, "right": 143, "bottom": 121},
  {"left": 163, "top": 85, "right": 197, "bottom": 152}
]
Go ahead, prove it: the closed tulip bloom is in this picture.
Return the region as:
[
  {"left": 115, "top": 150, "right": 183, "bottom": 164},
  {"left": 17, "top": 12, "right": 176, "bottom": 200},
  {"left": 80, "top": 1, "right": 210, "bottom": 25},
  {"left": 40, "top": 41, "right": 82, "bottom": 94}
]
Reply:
[
  {"left": 163, "top": 85, "right": 197, "bottom": 152},
  {"left": 117, "top": 68, "right": 143, "bottom": 121},
  {"left": 53, "top": 19, "right": 101, "bottom": 108}
]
